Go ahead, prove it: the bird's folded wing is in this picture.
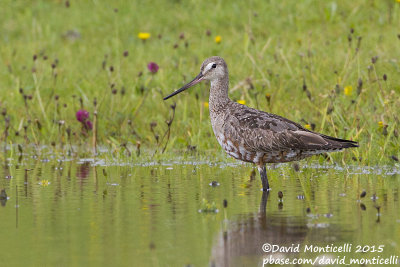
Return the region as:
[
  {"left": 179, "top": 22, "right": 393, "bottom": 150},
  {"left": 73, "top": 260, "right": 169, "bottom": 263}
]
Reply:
[{"left": 226, "top": 103, "right": 355, "bottom": 153}]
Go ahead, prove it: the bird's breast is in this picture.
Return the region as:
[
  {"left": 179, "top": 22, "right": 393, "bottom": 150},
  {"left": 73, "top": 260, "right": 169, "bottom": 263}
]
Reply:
[
  {"left": 212, "top": 129, "right": 257, "bottom": 163},
  {"left": 215, "top": 133, "right": 249, "bottom": 161}
]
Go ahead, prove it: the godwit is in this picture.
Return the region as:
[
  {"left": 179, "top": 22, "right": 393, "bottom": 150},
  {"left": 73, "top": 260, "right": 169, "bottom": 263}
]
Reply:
[{"left": 164, "top": 56, "right": 358, "bottom": 191}]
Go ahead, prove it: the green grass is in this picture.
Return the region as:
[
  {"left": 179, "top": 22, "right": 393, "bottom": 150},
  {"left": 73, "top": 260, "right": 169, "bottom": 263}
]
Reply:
[{"left": 1, "top": 0, "right": 399, "bottom": 163}]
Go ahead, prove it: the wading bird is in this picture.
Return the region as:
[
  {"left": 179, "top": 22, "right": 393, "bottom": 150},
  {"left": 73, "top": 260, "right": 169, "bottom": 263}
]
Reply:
[{"left": 164, "top": 56, "right": 358, "bottom": 191}]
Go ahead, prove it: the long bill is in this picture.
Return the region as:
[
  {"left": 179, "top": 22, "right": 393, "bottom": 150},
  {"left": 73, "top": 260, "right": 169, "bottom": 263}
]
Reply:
[{"left": 163, "top": 72, "right": 204, "bottom": 100}]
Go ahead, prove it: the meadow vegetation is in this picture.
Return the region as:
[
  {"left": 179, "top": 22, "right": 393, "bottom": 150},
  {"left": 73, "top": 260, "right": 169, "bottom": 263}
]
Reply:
[{"left": 1, "top": 0, "right": 399, "bottom": 164}]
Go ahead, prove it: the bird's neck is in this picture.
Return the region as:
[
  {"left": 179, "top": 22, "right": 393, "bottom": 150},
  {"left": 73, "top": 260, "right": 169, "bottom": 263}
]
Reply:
[{"left": 209, "top": 78, "right": 230, "bottom": 112}]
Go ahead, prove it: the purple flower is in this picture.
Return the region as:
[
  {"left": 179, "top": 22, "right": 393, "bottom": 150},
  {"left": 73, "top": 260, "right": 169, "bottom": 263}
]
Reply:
[
  {"left": 147, "top": 62, "right": 159, "bottom": 74},
  {"left": 76, "top": 110, "right": 89, "bottom": 122},
  {"left": 86, "top": 120, "right": 93, "bottom": 130}
]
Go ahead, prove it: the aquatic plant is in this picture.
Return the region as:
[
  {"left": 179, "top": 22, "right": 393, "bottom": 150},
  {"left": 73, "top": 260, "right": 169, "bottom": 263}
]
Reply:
[{"left": 198, "top": 198, "right": 218, "bottom": 213}]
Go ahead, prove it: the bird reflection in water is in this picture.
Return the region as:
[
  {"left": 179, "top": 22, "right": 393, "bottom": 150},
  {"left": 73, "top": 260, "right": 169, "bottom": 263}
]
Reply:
[{"left": 210, "top": 192, "right": 308, "bottom": 267}]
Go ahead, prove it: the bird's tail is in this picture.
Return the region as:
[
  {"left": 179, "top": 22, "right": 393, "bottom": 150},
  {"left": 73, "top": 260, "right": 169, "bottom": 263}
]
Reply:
[{"left": 321, "top": 134, "right": 359, "bottom": 149}]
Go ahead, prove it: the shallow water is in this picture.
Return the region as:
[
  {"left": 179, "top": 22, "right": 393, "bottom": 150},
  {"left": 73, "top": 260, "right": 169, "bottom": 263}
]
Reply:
[{"left": 0, "top": 156, "right": 399, "bottom": 266}]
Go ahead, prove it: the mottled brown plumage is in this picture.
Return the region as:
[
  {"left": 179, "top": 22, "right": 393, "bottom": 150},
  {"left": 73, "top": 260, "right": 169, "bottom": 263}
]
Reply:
[{"left": 164, "top": 56, "right": 358, "bottom": 191}]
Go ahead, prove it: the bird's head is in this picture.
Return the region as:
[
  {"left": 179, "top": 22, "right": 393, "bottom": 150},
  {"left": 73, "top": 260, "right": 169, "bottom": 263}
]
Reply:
[{"left": 163, "top": 56, "right": 227, "bottom": 100}]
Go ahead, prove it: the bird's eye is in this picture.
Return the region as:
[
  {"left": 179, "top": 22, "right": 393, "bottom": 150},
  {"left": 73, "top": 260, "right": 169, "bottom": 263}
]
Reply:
[{"left": 212, "top": 63, "right": 217, "bottom": 68}]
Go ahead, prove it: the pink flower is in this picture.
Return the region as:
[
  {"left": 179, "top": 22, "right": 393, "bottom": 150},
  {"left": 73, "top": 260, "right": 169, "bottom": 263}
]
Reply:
[
  {"left": 86, "top": 120, "right": 93, "bottom": 130},
  {"left": 76, "top": 110, "right": 92, "bottom": 132},
  {"left": 147, "top": 62, "right": 159, "bottom": 74},
  {"left": 76, "top": 110, "right": 89, "bottom": 122}
]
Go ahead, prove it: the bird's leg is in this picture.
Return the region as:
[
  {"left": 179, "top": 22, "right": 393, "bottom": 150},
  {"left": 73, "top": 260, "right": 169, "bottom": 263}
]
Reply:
[
  {"left": 259, "top": 190, "right": 269, "bottom": 213},
  {"left": 257, "top": 164, "right": 270, "bottom": 191}
]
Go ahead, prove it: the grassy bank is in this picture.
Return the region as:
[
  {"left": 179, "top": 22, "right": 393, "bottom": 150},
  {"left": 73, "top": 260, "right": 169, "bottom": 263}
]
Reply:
[{"left": 1, "top": 0, "right": 399, "bottom": 163}]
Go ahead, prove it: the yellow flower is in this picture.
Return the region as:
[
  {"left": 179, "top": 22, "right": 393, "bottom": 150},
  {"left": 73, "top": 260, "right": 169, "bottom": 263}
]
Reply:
[
  {"left": 203, "top": 102, "right": 209, "bottom": 108},
  {"left": 304, "top": 124, "right": 311, "bottom": 130},
  {"left": 378, "top": 121, "right": 384, "bottom": 128},
  {"left": 215, "top": 35, "right": 222, "bottom": 44},
  {"left": 138, "top": 32, "right": 150, "bottom": 40},
  {"left": 237, "top": 99, "right": 246, "bottom": 105},
  {"left": 39, "top": 180, "right": 50, "bottom": 186},
  {"left": 344, "top": 85, "right": 353, "bottom": 96},
  {"left": 397, "top": 0, "right": 400, "bottom": 3}
]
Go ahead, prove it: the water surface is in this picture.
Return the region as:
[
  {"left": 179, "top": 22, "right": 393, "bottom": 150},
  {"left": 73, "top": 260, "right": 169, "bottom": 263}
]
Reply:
[{"left": 0, "top": 156, "right": 399, "bottom": 266}]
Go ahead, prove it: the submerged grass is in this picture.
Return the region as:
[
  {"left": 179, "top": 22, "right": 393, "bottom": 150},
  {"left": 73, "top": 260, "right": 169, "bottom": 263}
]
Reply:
[{"left": 0, "top": 0, "right": 400, "bottom": 164}]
